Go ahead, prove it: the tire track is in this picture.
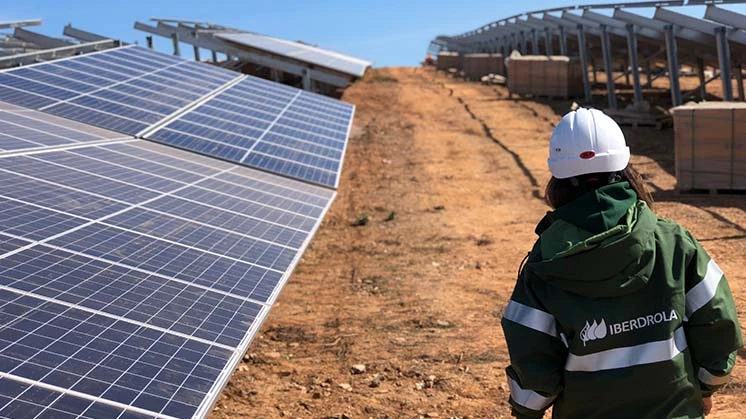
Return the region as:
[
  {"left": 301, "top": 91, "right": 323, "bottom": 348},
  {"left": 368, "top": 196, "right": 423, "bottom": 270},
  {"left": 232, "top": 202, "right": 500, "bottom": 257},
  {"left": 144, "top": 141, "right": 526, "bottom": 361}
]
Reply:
[{"left": 443, "top": 83, "right": 542, "bottom": 200}]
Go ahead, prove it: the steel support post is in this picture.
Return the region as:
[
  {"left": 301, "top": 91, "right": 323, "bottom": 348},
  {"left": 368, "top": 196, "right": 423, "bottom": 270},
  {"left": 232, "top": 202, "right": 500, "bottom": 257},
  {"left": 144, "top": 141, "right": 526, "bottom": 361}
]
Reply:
[
  {"left": 664, "top": 25, "right": 682, "bottom": 107},
  {"left": 211, "top": 50, "right": 218, "bottom": 63},
  {"left": 645, "top": 61, "right": 652, "bottom": 88},
  {"left": 532, "top": 29, "right": 540, "bottom": 55},
  {"left": 302, "top": 68, "right": 312, "bottom": 90},
  {"left": 737, "top": 64, "right": 745, "bottom": 101},
  {"left": 626, "top": 24, "right": 643, "bottom": 104},
  {"left": 559, "top": 26, "right": 567, "bottom": 56},
  {"left": 577, "top": 25, "right": 592, "bottom": 104},
  {"left": 170, "top": 33, "right": 180, "bottom": 56},
  {"left": 697, "top": 57, "right": 706, "bottom": 100},
  {"left": 520, "top": 31, "right": 528, "bottom": 54},
  {"left": 193, "top": 45, "right": 200, "bottom": 61},
  {"left": 715, "top": 26, "right": 733, "bottom": 101},
  {"left": 600, "top": 25, "right": 618, "bottom": 109},
  {"left": 544, "top": 27, "right": 553, "bottom": 56},
  {"left": 146, "top": 35, "right": 153, "bottom": 49}
]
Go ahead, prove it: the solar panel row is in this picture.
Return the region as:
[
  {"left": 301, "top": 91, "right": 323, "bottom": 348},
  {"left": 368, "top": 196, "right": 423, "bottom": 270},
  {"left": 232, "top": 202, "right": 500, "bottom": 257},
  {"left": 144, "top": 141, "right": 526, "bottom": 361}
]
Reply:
[
  {"left": 0, "top": 41, "right": 355, "bottom": 418},
  {"left": 0, "top": 45, "right": 354, "bottom": 187},
  {"left": 0, "top": 135, "right": 335, "bottom": 418}
]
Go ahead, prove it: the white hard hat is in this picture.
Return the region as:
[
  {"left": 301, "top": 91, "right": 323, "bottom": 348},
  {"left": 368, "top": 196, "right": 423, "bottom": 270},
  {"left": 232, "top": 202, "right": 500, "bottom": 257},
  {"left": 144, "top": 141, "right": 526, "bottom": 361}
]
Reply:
[{"left": 547, "top": 108, "right": 630, "bottom": 179}]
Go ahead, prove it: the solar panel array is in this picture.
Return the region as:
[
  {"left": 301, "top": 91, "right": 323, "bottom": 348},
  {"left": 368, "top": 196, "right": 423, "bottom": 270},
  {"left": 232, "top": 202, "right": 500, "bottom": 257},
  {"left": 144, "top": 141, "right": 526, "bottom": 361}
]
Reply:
[
  {"left": 148, "top": 77, "right": 353, "bottom": 188},
  {"left": 0, "top": 42, "right": 353, "bottom": 418}
]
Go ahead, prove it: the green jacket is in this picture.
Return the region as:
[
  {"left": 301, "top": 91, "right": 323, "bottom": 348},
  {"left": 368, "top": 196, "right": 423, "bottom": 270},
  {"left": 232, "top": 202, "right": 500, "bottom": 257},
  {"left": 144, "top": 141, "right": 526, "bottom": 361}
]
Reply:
[{"left": 501, "top": 182, "right": 743, "bottom": 419}]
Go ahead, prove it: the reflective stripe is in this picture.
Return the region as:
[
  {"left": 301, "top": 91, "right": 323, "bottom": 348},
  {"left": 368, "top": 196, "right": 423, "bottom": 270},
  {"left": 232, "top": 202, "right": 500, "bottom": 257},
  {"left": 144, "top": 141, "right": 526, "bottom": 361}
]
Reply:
[
  {"left": 686, "top": 259, "right": 723, "bottom": 318},
  {"left": 503, "top": 300, "right": 558, "bottom": 337},
  {"left": 508, "top": 377, "right": 557, "bottom": 411},
  {"left": 566, "top": 327, "right": 687, "bottom": 372},
  {"left": 698, "top": 368, "right": 731, "bottom": 386}
]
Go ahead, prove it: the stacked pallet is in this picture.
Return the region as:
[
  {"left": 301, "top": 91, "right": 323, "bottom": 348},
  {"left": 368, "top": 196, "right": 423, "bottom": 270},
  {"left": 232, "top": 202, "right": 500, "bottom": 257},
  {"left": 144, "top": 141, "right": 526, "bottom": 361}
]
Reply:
[
  {"left": 463, "top": 53, "right": 505, "bottom": 79},
  {"left": 672, "top": 102, "right": 746, "bottom": 191},
  {"left": 507, "top": 56, "right": 584, "bottom": 98},
  {"left": 437, "top": 52, "right": 462, "bottom": 71}
]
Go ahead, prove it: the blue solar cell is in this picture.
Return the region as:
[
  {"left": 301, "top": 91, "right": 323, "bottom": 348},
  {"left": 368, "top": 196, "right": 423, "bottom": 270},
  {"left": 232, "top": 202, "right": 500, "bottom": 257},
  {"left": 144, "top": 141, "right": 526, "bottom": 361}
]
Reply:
[
  {"left": 82, "top": 53, "right": 154, "bottom": 75},
  {"left": 0, "top": 155, "right": 161, "bottom": 204},
  {"left": 0, "top": 112, "right": 108, "bottom": 144},
  {"left": 107, "top": 142, "right": 220, "bottom": 176},
  {"left": 108, "top": 84, "right": 191, "bottom": 108},
  {"left": 44, "top": 102, "right": 152, "bottom": 135},
  {"left": 150, "top": 67, "right": 226, "bottom": 92},
  {"left": 148, "top": 129, "right": 248, "bottom": 163},
  {"left": 0, "top": 73, "right": 77, "bottom": 102},
  {"left": 268, "top": 124, "right": 346, "bottom": 150},
  {"left": 212, "top": 172, "right": 333, "bottom": 209},
  {"left": 0, "top": 288, "right": 233, "bottom": 418},
  {"left": 196, "top": 104, "right": 276, "bottom": 125},
  {"left": 275, "top": 116, "right": 348, "bottom": 141},
  {"left": 0, "top": 246, "right": 263, "bottom": 347},
  {"left": 187, "top": 180, "right": 324, "bottom": 216},
  {"left": 0, "top": 233, "right": 31, "bottom": 255},
  {"left": 244, "top": 152, "right": 335, "bottom": 188},
  {"left": 251, "top": 142, "right": 340, "bottom": 172},
  {"left": 53, "top": 59, "right": 132, "bottom": 82},
  {"left": 181, "top": 112, "right": 267, "bottom": 137},
  {"left": 43, "top": 63, "right": 119, "bottom": 87},
  {"left": 0, "top": 85, "right": 56, "bottom": 109},
  {"left": 0, "top": 197, "right": 89, "bottom": 241},
  {"left": 10, "top": 68, "right": 100, "bottom": 94},
  {"left": 90, "top": 90, "right": 178, "bottom": 115},
  {"left": 208, "top": 95, "right": 283, "bottom": 118}
]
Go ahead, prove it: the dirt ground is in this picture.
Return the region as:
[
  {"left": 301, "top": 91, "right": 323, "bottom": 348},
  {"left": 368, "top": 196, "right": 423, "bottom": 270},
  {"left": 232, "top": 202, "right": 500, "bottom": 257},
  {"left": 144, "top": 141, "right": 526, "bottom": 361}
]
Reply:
[{"left": 210, "top": 67, "right": 746, "bottom": 419}]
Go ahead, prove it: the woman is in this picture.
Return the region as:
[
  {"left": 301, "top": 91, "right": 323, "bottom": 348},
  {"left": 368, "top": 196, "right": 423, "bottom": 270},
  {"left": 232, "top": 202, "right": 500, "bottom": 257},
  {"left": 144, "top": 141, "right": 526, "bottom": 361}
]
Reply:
[{"left": 501, "top": 108, "right": 742, "bottom": 418}]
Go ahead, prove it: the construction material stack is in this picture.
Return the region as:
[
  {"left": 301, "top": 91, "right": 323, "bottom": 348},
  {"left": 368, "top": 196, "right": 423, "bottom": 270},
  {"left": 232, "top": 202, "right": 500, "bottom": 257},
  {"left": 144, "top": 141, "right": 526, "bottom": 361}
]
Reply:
[
  {"left": 507, "top": 56, "right": 584, "bottom": 99},
  {"left": 672, "top": 102, "right": 746, "bottom": 191},
  {"left": 437, "top": 51, "right": 462, "bottom": 71},
  {"left": 463, "top": 53, "right": 504, "bottom": 79}
]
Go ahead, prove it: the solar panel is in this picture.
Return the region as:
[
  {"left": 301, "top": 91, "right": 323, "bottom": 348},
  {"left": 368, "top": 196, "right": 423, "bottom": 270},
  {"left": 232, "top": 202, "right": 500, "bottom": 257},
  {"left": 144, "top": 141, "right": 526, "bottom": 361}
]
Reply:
[
  {"left": 214, "top": 32, "right": 372, "bottom": 77},
  {"left": 0, "top": 46, "right": 241, "bottom": 135},
  {"left": 0, "top": 103, "right": 131, "bottom": 154},
  {"left": 0, "top": 111, "right": 336, "bottom": 417},
  {"left": 146, "top": 76, "right": 355, "bottom": 188}
]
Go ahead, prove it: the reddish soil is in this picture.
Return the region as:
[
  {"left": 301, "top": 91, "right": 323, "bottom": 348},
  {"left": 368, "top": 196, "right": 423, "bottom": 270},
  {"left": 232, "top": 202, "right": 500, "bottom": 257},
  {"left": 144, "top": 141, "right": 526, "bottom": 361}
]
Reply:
[{"left": 210, "top": 67, "right": 746, "bottom": 419}]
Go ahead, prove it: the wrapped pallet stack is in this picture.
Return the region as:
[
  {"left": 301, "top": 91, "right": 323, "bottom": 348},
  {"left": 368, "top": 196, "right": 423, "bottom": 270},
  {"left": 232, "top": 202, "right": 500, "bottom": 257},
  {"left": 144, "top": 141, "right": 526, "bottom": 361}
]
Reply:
[
  {"left": 463, "top": 53, "right": 505, "bottom": 79},
  {"left": 672, "top": 102, "right": 746, "bottom": 191},
  {"left": 507, "top": 56, "right": 584, "bottom": 98},
  {"left": 436, "top": 51, "right": 462, "bottom": 71}
]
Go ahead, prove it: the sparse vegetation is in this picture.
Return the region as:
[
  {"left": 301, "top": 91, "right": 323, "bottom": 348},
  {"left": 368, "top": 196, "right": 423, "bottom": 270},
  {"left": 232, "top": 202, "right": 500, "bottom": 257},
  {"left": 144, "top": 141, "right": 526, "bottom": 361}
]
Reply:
[
  {"left": 350, "top": 213, "right": 369, "bottom": 226},
  {"left": 369, "top": 75, "right": 398, "bottom": 83}
]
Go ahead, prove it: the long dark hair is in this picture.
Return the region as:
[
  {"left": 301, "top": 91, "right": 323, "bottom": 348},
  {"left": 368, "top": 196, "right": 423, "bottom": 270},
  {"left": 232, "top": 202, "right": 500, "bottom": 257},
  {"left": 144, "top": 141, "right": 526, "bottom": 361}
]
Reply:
[{"left": 544, "top": 165, "right": 654, "bottom": 210}]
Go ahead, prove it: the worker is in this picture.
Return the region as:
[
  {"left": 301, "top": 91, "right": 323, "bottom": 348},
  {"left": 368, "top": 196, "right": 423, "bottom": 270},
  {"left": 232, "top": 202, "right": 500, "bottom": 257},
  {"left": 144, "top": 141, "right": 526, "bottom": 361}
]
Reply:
[{"left": 501, "top": 108, "right": 742, "bottom": 418}]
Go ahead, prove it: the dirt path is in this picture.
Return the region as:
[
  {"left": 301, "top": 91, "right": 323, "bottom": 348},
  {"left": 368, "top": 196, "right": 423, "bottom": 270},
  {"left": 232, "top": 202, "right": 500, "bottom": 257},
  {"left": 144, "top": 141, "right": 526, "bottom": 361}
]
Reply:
[{"left": 211, "top": 68, "right": 746, "bottom": 419}]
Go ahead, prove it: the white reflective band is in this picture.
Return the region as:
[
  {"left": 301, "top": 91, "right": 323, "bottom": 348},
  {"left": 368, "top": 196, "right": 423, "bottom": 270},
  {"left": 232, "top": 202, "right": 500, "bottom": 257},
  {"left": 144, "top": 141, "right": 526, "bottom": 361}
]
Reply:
[
  {"left": 686, "top": 259, "right": 723, "bottom": 318},
  {"left": 508, "top": 377, "right": 557, "bottom": 411},
  {"left": 566, "top": 327, "right": 687, "bottom": 372},
  {"left": 698, "top": 368, "right": 731, "bottom": 386},
  {"left": 503, "top": 300, "right": 558, "bottom": 337}
]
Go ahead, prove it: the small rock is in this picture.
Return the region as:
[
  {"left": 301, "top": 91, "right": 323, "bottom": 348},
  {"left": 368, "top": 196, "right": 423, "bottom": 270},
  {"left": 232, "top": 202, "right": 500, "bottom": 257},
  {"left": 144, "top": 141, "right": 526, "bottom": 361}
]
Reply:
[
  {"left": 265, "top": 351, "right": 282, "bottom": 359},
  {"left": 312, "top": 392, "right": 322, "bottom": 399},
  {"left": 435, "top": 320, "right": 451, "bottom": 328},
  {"left": 369, "top": 375, "right": 383, "bottom": 387},
  {"left": 338, "top": 383, "right": 353, "bottom": 392},
  {"left": 351, "top": 364, "right": 367, "bottom": 374},
  {"left": 288, "top": 342, "right": 299, "bottom": 348},
  {"left": 431, "top": 261, "right": 440, "bottom": 267},
  {"left": 415, "top": 381, "right": 426, "bottom": 390},
  {"left": 425, "top": 413, "right": 440, "bottom": 418}
]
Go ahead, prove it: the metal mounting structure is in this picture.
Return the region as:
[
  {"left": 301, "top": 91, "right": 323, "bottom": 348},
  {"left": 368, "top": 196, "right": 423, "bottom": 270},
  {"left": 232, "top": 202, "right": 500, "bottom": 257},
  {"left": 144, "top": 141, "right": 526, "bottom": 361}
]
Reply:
[
  {"left": 430, "top": 0, "right": 746, "bottom": 106},
  {"left": 134, "top": 18, "right": 372, "bottom": 91}
]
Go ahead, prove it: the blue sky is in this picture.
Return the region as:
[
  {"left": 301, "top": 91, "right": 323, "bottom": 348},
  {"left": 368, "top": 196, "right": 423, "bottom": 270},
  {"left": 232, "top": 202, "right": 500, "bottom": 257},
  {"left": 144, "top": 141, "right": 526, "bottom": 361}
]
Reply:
[{"left": 3, "top": 1, "right": 746, "bottom": 67}]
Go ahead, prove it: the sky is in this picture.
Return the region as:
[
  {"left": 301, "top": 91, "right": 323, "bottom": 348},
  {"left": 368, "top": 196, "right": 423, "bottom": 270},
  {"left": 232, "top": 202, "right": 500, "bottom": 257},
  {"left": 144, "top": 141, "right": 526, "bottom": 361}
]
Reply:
[{"left": 3, "top": 1, "right": 746, "bottom": 67}]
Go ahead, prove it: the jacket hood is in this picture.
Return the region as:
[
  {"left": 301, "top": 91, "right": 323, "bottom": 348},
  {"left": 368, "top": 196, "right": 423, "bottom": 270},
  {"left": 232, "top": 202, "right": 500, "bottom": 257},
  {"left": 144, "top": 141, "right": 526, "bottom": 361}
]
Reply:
[{"left": 527, "top": 182, "right": 657, "bottom": 298}]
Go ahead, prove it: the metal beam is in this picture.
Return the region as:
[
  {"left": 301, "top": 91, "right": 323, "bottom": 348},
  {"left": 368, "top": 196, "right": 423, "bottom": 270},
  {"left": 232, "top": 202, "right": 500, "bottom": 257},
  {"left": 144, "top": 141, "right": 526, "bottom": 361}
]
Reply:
[
  {"left": 134, "top": 21, "right": 354, "bottom": 88},
  {"left": 697, "top": 58, "right": 707, "bottom": 100},
  {"left": 656, "top": 7, "right": 746, "bottom": 45},
  {"left": 0, "top": 19, "right": 42, "bottom": 30},
  {"left": 600, "top": 25, "right": 618, "bottom": 109},
  {"left": 0, "top": 39, "right": 119, "bottom": 67},
  {"left": 577, "top": 25, "right": 592, "bottom": 103},
  {"left": 664, "top": 25, "right": 682, "bottom": 106},
  {"left": 12, "top": 27, "right": 73, "bottom": 49},
  {"left": 626, "top": 24, "right": 643, "bottom": 105},
  {"left": 62, "top": 24, "right": 110, "bottom": 42},
  {"left": 531, "top": 29, "right": 540, "bottom": 55},
  {"left": 544, "top": 27, "right": 553, "bottom": 56},
  {"left": 559, "top": 25, "right": 568, "bottom": 55},
  {"left": 715, "top": 26, "right": 733, "bottom": 100},
  {"left": 737, "top": 65, "right": 745, "bottom": 101}
]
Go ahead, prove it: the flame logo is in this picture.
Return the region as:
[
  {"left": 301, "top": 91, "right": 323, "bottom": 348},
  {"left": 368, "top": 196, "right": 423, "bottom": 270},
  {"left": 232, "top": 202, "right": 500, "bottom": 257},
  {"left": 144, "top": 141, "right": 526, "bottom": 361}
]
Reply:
[{"left": 580, "top": 319, "right": 607, "bottom": 346}]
